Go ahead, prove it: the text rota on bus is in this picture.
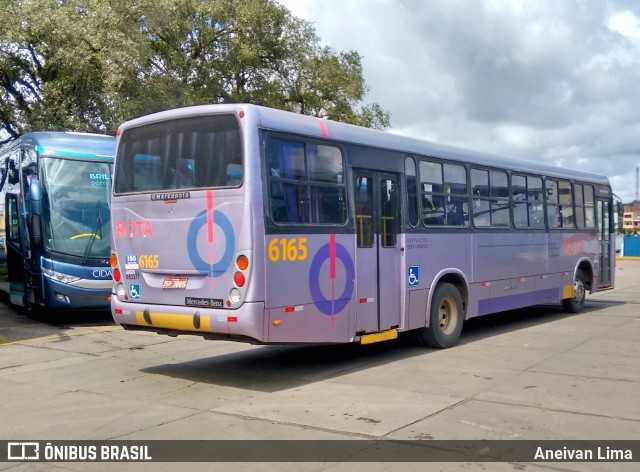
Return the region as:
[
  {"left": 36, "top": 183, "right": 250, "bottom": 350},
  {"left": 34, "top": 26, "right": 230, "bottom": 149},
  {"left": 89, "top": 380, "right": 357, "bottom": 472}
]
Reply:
[
  {"left": 110, "top": 105, "right": 614, "bottom": 348},
  {"left": 0, "top": 132, "right": 115, "bottom": 310}
]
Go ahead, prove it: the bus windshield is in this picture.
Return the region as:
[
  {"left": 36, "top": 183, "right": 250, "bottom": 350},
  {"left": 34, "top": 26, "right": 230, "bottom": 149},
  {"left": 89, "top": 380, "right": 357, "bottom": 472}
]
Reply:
[
  {"left": 114, "top": 114, "right": 242, "bottom": 194},
  {"left": 41, "top": 158, "right": 112, "bottom": 259}
]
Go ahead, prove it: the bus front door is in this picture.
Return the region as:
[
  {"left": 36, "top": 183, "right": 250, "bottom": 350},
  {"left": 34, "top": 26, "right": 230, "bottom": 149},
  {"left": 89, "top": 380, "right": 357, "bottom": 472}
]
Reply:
[
  {"left": 5, "top": 195, "right": 26, "bottom": 306},
  {"left": 597, "top": 198, "right": 613, "bottom": 289},
  {"left": 353, "top": 170, "right": 401, "bottom": 334}
]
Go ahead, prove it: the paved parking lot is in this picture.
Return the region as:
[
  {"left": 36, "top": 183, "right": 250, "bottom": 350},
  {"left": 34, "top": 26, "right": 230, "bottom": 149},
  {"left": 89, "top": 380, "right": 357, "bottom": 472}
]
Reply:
[{"left": 1, "top": 261, "right": 639, "bottom": 471}]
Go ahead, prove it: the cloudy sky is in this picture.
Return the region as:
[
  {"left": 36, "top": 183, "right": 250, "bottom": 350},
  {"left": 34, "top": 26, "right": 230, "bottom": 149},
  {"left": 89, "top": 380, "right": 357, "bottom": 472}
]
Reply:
[{"left": 279, "top": 0, "right": 640, "bottom": 203}]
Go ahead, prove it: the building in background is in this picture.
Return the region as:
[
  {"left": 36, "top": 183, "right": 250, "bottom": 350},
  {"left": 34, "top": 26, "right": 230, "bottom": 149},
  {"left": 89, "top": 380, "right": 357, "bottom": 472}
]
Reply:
[{"left": 622, "top": 202, "right": 640, "bottom": 233}]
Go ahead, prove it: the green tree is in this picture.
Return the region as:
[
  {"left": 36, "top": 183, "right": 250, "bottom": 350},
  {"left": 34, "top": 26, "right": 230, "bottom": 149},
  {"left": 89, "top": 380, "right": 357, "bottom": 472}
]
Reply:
[{"left": 0, "top": 0, "right": 389, "bottom": 145}]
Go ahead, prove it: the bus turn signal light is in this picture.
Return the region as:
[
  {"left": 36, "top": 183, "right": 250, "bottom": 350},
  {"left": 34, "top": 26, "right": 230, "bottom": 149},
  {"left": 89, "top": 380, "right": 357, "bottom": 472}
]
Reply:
[
  {"left": 236, "top": 255, "right": 249, "bottom": 271},
  {"left": 110, "top": 254, "right": 118, "bottom": 268}
]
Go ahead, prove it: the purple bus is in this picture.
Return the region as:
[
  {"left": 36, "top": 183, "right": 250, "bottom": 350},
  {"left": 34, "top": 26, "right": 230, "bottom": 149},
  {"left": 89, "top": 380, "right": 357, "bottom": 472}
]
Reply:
[{"left": 110, "top": 104, "right": 614, "bottom": 348}]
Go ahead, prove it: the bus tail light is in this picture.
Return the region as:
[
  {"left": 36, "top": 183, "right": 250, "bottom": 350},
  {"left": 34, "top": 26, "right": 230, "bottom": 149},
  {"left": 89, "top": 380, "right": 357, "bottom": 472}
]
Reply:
[
  {"left": 236, "top": 255, "right": 249, "bottom": 271},
  {"left": 234, "top": 271, "right": 245, "bottom": 287},
  {"left": 228, "top": 251, "right": 252, "bottom": 308},
  {"left": 113, "top": 268, "right": 121, "bottom": 282}
]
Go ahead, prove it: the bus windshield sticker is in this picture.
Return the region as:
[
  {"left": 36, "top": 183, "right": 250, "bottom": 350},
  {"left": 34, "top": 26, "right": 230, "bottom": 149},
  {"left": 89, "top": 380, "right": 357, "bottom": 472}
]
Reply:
[{"left": 89, "top": 172, "right": 110, "bottom": 186}]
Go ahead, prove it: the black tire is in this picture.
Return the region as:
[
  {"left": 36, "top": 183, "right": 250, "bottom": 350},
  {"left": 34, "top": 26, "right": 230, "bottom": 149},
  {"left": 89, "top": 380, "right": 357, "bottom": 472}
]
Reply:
[
  {"left": 563, "top": 270, "right": 587, "bottom": 313},
  {"left": 413, "top": 282, "right": 464, "bottom": 348}
]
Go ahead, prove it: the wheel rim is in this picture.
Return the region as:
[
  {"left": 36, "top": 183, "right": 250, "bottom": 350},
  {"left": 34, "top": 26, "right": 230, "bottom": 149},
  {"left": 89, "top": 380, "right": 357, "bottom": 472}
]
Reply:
[
  {"left": 573, "top": 279, "right": 585, "bottom": 304},
  {"left": 438, "top": 295, "right": 460, "bottom": 335}
]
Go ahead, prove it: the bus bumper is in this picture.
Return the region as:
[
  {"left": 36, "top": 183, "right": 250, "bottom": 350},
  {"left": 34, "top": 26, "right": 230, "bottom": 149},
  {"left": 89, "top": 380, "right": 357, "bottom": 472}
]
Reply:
[
  {"left": 42, "top": 278, "right": 111, "bottom": 310},
  {"left": 111, "top": 299, "right": 266, "bottom": 343}
]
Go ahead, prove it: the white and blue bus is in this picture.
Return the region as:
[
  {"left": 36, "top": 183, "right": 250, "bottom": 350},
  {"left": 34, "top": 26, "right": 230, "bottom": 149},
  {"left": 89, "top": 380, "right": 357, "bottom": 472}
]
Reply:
[
  {"left": 110, "top": 105, "right": 614, "bottom": 347},
  {"left": 0, "top": 132, "right": 115, "bottom": 311}
]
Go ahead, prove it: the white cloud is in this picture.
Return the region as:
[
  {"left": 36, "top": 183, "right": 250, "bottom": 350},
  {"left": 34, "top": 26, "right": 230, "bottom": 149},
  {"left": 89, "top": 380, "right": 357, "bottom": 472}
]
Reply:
[
  {"left": 608, "top": 11, "right": 640, "bottom": 39},
  {"left": 278, "top": 0, "right": 640, "bottom": 203}
]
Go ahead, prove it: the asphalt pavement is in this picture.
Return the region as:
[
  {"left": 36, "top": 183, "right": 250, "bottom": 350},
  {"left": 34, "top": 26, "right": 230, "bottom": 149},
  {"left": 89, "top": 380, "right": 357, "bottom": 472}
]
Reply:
[{"left": 1, "top": 260, "right": 639, "bottom": 472}]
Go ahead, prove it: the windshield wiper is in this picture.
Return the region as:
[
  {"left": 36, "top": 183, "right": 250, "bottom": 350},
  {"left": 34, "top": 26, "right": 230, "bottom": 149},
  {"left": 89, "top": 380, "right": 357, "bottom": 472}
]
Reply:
[{"left": 81, "top": 203, "right": 103, "bottom": 266}]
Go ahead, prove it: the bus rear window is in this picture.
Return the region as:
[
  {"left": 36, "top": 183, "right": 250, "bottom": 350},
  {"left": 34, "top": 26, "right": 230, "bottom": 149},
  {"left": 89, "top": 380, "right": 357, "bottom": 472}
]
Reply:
[{"left": 114, "top": 115, "right": 242, "bottom": 194}]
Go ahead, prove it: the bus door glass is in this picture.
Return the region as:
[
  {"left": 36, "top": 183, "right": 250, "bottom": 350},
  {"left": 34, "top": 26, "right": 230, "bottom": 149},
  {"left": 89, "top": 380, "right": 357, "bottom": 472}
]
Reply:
[
  {"left": 5, "top": 194, "right": 25, "bottom": 305},
  {"left": 353, "top": 170, "right": 401, "bottom": 333},
  {"left": 597, "top": 197, "right": 612, "bottom": 288}
]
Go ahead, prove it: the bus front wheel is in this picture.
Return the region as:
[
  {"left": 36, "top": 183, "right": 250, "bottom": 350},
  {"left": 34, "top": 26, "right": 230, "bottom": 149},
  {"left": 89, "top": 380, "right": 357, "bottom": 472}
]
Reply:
[
  {"left": 413, "top": 282, "right": 464, "bottom": 349},
  {"left": 563, "top": 270, "right": 586, "bottom": 313}
]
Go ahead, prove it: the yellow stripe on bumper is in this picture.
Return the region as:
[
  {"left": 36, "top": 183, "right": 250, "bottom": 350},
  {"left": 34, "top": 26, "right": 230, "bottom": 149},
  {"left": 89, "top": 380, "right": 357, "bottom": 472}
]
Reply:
[
  {"left": 135, "top": 311, "right": 212, "bottom": 332},
  {"left": 562, "top": 285, "right": 574, "bottom": 300},
  {"left": 360, "top": 329, "right": 398, "bottom": 345}
]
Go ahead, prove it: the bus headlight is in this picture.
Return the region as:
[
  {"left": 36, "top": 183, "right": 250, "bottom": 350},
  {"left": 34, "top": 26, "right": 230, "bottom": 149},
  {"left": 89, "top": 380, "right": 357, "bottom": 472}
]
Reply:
[{"left": 41, "top": 267, "right": 81, "bottom": 284}]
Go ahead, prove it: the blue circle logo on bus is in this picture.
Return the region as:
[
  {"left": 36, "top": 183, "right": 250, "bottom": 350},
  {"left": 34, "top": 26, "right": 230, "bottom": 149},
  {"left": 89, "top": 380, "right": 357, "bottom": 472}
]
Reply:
[
  {"left": 308, "top": 237, "right": 355, "bottom": 316},
  {"left": 187, "top": 210, "right": 235, "bottom": 277}
]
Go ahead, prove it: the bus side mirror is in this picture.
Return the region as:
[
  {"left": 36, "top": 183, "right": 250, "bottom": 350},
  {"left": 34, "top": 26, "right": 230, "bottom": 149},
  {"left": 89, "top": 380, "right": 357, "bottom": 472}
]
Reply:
[{"left": 29, "top": 178, "right": 42, "bottom": 216}]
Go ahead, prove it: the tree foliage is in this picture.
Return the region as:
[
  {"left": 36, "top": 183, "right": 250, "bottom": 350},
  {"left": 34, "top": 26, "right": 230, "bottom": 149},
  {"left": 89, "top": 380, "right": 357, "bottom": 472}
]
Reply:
[{"left": 0, "top": 0, "right": 390, "bottom": 144}]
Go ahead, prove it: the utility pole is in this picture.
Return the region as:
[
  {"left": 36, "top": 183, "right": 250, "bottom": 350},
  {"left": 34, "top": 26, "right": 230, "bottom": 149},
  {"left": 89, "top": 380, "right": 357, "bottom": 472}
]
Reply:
[{"left": 637, "top": 166, "right": 639, "bottom": 203}]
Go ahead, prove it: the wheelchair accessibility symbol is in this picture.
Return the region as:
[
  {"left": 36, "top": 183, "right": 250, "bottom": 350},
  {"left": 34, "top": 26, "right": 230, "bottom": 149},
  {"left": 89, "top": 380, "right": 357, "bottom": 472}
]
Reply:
[
  {"left": 130, "top": 284, "right": 140, "bottom": 300},
  {"left": 408, "top": 266, "right": 420, "bottom": 287}
]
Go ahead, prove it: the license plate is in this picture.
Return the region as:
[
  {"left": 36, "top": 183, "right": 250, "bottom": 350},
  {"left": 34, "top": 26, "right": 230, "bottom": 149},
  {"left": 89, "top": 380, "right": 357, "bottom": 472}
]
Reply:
[{"left": 161, "top": 277, "right": 188, "bottom": 289}]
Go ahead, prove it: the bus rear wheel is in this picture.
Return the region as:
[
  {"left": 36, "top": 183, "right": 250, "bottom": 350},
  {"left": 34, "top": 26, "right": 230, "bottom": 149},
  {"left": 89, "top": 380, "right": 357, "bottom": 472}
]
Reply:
[
  {"left": 413, "top": 282, "right": 464, "bottom": 348},
  {"left": 563, "top": 270, "right": 586, "bottom": 313}
]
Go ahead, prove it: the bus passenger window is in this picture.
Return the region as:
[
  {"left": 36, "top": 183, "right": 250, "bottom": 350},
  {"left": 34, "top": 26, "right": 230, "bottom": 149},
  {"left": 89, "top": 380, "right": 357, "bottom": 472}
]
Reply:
[
  {"left": 512, "top": 175, "right": 528, "bottom": 228},
  {"left": 575, "top": 184, "right": 585, "bottom": 228},
  {"left": 574, "top": 184, "right": 596, "bottom": 230},
  {"left": 472, "top": 169, "right": 509, "bottom": 227},
  {"left": 490, "top": 171, "right": 510, "bottom": 226},
  {"left": 405, "top": 157, "right": 419, "bottom": 226},
  {"left": 546, "top": 179, "right": 574, "bottom": 229},
  {"left": 420, "top": 160, "right": 468, "bottom": 227},
  {"left": 584, "top": 185, "right": 595, "bottom": 228},
  {"left": 471, "top": 169, "right": 490, "bottom": 227},
  {"left": 528, "top": 176, "right": 544, "bottom": 228},
  {"left": 7, "top": 197, "right": 20, "bottom": 246},
  {"left": 559, "top": 180, "right": 574, "bottom": 228},
  {"left": 545, "top": 180, "right": 559, "bottom": 228},
  {"left": 513, "top": 174, "right": 544, "bottom": 229},
  {"left": 267, "top": 138, "right": 346, "bottom": 225}
]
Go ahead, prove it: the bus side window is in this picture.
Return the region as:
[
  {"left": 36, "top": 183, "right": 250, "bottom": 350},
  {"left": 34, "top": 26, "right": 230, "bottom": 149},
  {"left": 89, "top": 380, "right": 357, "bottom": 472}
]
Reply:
[
  {"left": 0, "top": 154, "right": 9, "bottom": 193},
  {"left": 546, "top": 179, "right": 559, "bottom": 228},
  {"left": 7, "top": 197, "right": 20, "bottom": 246},
  {"left": 8, "top": 153, "right": 20, "bottom": 187},
  {"left": 267, "top": 138, "right": 346, "bottom": 225},
  {"left": 420, "top": 161, "right": 445, "bottom": 226}
]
